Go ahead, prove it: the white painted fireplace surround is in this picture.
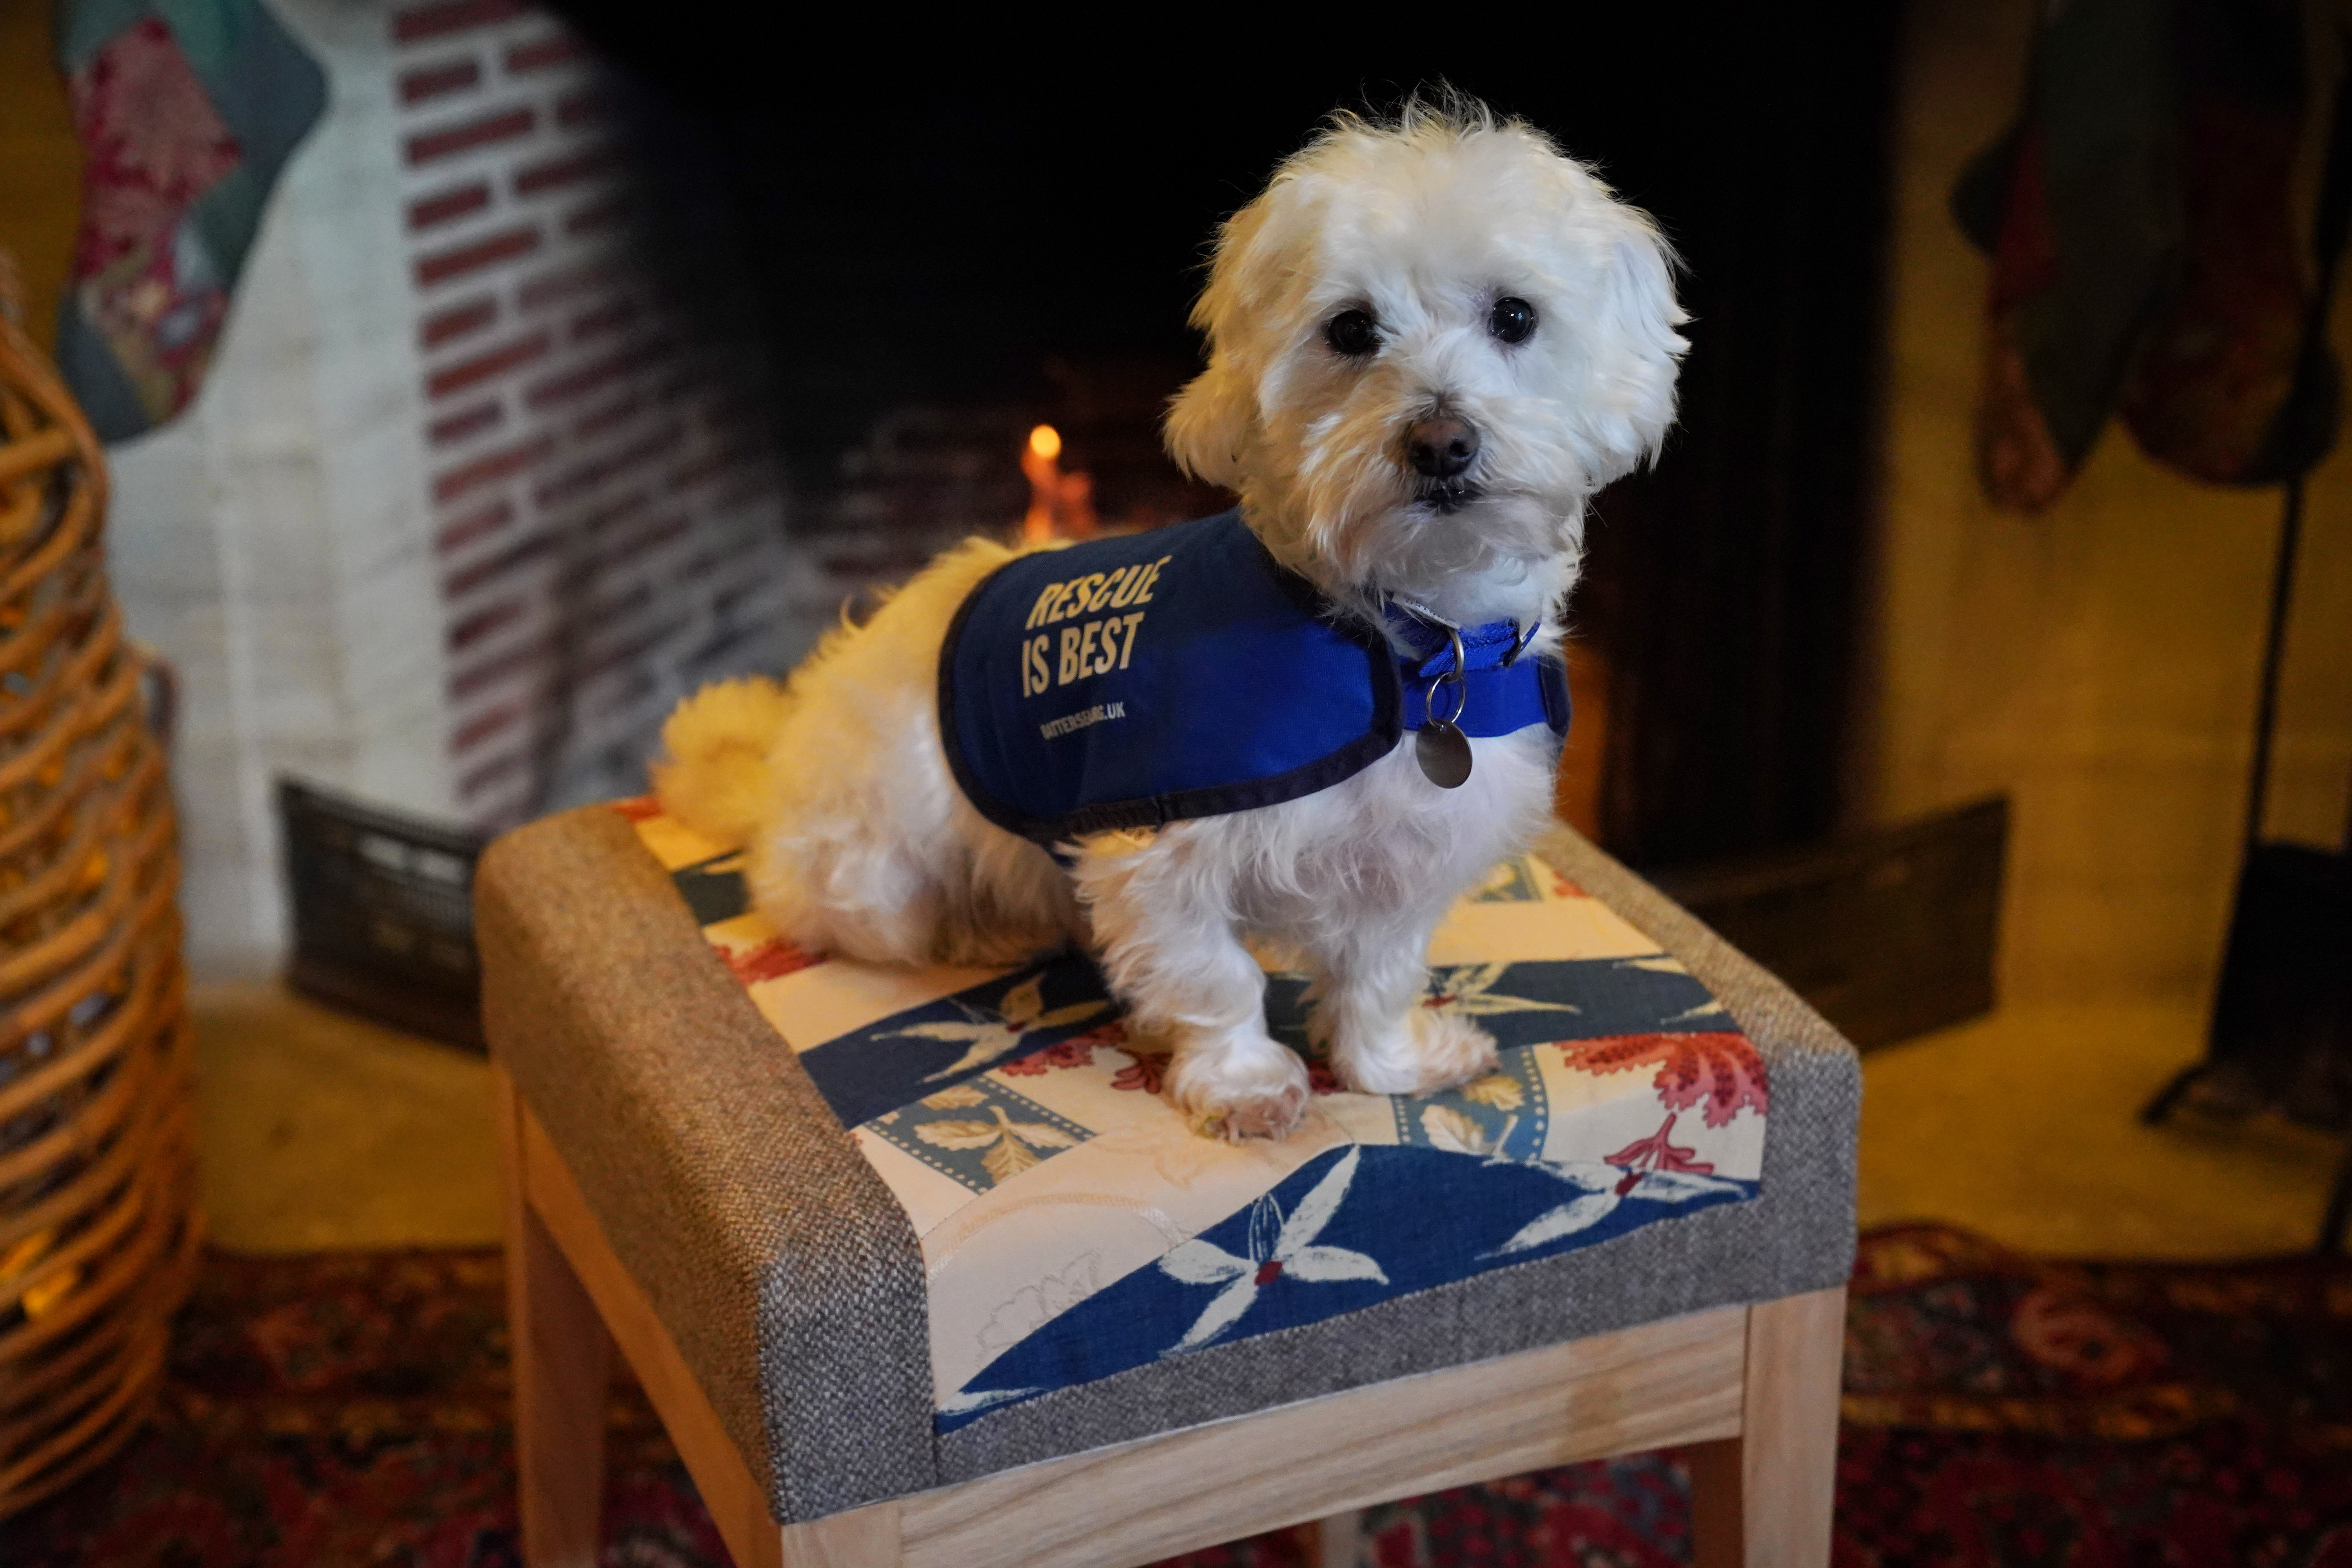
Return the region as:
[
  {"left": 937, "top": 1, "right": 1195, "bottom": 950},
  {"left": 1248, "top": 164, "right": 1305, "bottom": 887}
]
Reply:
[{"left": 100, "top": 0, "right": 801, "bottom": 975}]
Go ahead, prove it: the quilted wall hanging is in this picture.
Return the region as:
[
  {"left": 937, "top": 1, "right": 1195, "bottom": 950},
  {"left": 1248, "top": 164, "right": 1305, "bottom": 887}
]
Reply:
[{"left": 54, "top": 0, "right": 327, "bottom": 440}]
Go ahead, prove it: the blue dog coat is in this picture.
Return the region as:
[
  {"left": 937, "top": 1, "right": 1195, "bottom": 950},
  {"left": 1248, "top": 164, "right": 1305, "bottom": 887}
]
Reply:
[{"left": 939, "top": 510, "right": 1570, "bottom": 843}]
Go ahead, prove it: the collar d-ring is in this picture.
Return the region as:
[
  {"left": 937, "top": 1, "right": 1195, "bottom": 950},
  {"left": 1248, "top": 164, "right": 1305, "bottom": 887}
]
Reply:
[{"left": 1425, "top": 622, "right": 1469, "bottom": 726}]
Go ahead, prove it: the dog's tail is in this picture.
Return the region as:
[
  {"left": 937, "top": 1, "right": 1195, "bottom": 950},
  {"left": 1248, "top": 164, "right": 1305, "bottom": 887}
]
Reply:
[{"left": 651, "top": 675, "right": 795, "bottom": 846}]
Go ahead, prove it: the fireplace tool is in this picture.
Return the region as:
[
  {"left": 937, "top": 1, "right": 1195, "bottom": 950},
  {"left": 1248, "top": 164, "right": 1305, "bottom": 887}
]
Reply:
[{"left": 2140, "top": 66, "right": 2352, "bottom": 1256}]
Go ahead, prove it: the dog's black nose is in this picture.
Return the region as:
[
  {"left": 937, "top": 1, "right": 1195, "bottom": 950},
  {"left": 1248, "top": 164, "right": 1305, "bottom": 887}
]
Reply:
[{"left": 1406, "top": 417, "right": 1480, "bottom": 479}]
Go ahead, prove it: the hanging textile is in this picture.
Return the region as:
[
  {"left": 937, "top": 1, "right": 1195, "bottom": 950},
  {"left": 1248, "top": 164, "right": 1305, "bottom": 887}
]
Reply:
[
  {"left": 53, "top": 0, "right": 327, "bottom": 440},
  {"left": 1956, "top": 0, "right": 2336, "bottom": 510}
]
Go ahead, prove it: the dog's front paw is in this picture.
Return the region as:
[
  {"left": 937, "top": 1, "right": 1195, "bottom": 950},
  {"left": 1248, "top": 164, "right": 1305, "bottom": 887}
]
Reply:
[
  {"left": 1334, "top": 1008, "right": 1498, "bottom": 1097},
  {"left": 1167, "top": 1034, "right": 1312, "bottom": 1141}
]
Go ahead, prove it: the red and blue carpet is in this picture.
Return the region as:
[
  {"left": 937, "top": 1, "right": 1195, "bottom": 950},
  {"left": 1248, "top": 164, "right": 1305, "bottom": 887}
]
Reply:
[{"left": 2, "top": 1224, "right": 2345, "bottom": 1567}]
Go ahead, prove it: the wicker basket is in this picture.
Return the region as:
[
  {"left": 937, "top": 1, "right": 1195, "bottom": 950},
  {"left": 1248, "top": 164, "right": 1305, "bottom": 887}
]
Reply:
[{"left": 0, "top": 259, "right": 199, "bottom": 1515}]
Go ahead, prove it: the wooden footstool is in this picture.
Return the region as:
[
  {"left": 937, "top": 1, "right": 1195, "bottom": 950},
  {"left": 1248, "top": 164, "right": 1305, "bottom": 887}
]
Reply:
[{"left": 479, "top": 804, "right": 1858, "bottom": 1568}]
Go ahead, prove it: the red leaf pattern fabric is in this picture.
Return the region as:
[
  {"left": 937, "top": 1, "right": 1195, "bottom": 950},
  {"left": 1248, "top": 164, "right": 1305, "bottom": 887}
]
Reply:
[
  {"left": 724, "top": 938, "right": 823, "bottom": 986},
  {"left": 998, "top": 1034, "right": 1105, "bottom": 1076},
  {"left": 1111, "top": 1050, "right": 1169, "bottom": 1096},
  {"left": 68, "top": 16, "right": 241, "bottom": 276},
  {"left": 1554, "top": 1031, "right": 1768, "bottom": 1127},
  {"left": 1604, "top": 1112, "right": 1716, "bottom": 1192}
]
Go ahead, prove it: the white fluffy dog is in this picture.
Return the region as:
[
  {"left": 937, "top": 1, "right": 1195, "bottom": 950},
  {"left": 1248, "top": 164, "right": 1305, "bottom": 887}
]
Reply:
[{"left": 655, "top": 96, "right": 1685, "bottom": 1140}]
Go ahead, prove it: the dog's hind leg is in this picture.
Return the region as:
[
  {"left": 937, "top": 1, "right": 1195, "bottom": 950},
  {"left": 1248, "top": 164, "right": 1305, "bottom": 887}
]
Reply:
[
  {"left": 725, "top": 533, "right": 1078, "bottom": 967},
  {"left": 1072, "top": 829, "right": 1309, "bottom": 1141},
  {"left": 746, "top": 738, "right": 1073, "bottom": 969}
]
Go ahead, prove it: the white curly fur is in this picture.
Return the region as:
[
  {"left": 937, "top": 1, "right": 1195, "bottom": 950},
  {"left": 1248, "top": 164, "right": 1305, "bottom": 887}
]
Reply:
[{"left": 656, "top": 94, "right": 1685, "bottom": 1139}]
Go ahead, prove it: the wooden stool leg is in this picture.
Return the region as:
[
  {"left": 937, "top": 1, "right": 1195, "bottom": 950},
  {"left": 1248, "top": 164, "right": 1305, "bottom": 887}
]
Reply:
[
  {"left": 1689, "top": 1287, "right": 1845, "bottom": 1568},
  {"left": 499, "top": 1067, "right": 615, "bottom": 1567},
  {"left": 1312, "top": 1508, "right": 1364, "bottom": 1568}
]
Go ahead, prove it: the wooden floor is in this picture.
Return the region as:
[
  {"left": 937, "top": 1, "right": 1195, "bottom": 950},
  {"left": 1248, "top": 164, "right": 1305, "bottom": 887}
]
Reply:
[
  {"left": 190, "top": 980, "right": 501, "bottom": 1252},
  {"left": 1855, "top": 1000, "right": 2342, "bottom": 1256}
]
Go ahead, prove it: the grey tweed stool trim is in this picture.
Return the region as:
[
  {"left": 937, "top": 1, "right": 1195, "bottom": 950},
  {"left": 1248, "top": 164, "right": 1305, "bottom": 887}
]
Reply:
[{"left": 479, "top": 808, "right": 936, "bottom": 1521}]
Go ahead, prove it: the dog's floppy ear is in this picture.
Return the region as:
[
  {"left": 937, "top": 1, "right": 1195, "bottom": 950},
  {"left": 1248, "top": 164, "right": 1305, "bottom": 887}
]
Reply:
[
  {"left": 1164, "top": 361, "right": 1254, "bottom": 490},
  {"left": 1166, "top": 191, "right": 1280, "bottom": 492},
  {"left": 1586, "top": 208, "right": 1689, "bottom": 484}
]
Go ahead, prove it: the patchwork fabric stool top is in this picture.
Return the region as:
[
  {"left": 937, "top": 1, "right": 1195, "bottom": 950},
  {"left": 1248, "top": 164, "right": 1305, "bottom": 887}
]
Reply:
[{"left": 478, "top": 803, "right": 1859, "bottom": 1568}]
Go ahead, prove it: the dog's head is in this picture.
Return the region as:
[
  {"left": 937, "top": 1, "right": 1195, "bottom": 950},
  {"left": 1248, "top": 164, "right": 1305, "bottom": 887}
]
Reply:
[{"left": 1166, "top": 94, "right": 1686, "bottom": 611}]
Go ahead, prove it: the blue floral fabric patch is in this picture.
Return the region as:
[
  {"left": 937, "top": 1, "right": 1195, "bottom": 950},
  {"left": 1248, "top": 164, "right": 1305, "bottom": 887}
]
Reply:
[
  {"left": 797, "top": 953, "right": 1115, "bottom": 1127},
  {"left": 939, "top": 1143, "right": 1753, "bottom": 1430}
]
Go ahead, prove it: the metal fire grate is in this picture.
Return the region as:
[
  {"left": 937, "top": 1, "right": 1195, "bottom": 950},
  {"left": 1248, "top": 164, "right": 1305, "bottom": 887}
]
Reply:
[{"left": 278, "top": 779, "right": 488, "bottom": 1051}]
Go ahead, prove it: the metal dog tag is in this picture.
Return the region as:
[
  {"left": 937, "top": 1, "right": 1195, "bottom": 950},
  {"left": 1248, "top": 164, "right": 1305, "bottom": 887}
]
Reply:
[
  {"left": 1412, "top": 619, "right": 1475, "bottom": 788},
  {"left": 1416, "top": 721, "right": 1473, "bottom": 788}
]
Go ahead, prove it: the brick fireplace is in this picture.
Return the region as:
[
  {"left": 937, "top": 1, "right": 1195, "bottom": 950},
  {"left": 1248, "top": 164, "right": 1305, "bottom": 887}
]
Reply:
[{"left": 387, "top": 0, "right": 787, "bottom": 824}]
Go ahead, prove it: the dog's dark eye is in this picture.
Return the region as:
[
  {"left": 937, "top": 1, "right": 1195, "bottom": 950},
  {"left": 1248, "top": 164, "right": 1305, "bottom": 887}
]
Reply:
[
  {"left": 1489, "top": 296, "right": 1537, "bottom": 345},
  {"left": 1324, "top": 309, "right": 1380, "bottom": 358}
]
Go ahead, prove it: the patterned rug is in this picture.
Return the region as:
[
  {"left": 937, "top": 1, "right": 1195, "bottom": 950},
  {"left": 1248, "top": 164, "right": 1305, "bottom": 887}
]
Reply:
[{"left": 1, "top": 1224, "right": 2345, "bottom": 1567}]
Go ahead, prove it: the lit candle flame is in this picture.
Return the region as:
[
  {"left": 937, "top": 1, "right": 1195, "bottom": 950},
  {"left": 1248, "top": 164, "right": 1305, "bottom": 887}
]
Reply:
[{"left": 1019, "top": 423, "right": 1095, "bottom": 543}]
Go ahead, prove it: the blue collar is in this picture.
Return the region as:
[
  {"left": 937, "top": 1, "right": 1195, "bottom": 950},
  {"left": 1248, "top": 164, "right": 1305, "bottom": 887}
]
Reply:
[
  {"left": 1383, "top": 604, "right": 1559, "bottom": 738},
  {"left": 1383, "top": 605, "right": 1540, "bottom": 679}
]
